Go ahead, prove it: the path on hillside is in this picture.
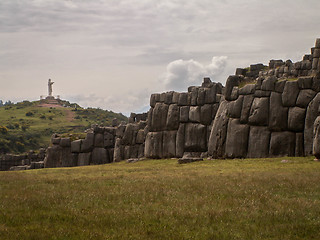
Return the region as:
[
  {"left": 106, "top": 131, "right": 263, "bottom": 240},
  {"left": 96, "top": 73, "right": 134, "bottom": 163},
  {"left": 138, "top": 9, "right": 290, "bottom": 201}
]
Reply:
[{"left": 38, "top": 103, "right": 75, "bottom": 122}]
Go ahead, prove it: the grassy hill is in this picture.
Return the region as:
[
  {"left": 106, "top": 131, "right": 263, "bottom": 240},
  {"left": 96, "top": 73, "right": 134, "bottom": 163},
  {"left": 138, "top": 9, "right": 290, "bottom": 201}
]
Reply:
[
  {"left": 0, "top": 157, "right": 319, "bottom": 239},
  {"left": 0, "top": 100, "right": 127, "bottom": 154}
]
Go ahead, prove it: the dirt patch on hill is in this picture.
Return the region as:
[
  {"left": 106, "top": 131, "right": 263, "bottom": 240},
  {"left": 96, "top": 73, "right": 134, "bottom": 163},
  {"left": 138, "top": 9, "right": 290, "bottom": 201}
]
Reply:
[{"left": 38, "top": 103, "right": 75, "bottom": 122}]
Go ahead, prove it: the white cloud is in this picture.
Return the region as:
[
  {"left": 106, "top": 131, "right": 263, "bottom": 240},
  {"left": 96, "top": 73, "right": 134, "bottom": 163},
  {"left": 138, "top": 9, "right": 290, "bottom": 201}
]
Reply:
[{"left": 160, "top": 56, "right": 227, "bottom": 92}]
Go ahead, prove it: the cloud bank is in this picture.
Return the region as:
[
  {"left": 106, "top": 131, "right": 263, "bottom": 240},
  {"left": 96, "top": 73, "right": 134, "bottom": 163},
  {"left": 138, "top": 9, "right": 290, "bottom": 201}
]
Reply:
[{"left": 160, "top": 56, "right": 227, "bottom": 92}]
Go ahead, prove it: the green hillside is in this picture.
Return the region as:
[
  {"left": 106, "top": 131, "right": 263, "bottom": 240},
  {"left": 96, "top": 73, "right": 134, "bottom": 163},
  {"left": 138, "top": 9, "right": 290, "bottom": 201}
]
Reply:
[{"left": 0, "top": 100, "right": 127, "bottom": 154}]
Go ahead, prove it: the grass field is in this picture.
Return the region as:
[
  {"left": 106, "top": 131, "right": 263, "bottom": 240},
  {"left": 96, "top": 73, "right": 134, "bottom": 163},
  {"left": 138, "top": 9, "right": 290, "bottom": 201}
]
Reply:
[{"left": 1, "top": 157, "right": 320, "bottom": 240}]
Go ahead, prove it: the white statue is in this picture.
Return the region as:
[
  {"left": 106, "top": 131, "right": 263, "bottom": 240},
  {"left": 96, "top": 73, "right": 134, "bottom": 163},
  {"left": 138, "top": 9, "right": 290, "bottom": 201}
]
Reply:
[{"left": 48, "top": 79, "right": 54, "bottom": 96}]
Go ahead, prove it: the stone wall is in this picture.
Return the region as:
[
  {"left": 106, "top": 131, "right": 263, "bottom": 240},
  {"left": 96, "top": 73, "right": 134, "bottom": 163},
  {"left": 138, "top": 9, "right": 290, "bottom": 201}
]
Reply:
[{"left": 145, "top": 78, "right": 223, "bottom": 158}]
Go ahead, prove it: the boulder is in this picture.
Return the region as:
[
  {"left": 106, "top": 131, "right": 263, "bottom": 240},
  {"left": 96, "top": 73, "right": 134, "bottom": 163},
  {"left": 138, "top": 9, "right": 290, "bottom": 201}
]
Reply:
[
  {"left": 298, "top": 77, "right": 313, "bottom": 89},
  {"left": 313, "top": 116, "right": 320, "bottom": 159},
  {"left": 189, "top": 106, "right": 201, "bottom": 123},
  {"left": 208, "top": 100, "right": 229, "bottom": 158},
  {"left": 248, "top": 97, "right": 269, "bottom": 126},
  {"left": 225, "top": 75, "right": 241, "bottom": 101},
  {"left": 247, "top": 126, "right": 271, "bottom": 158},
  {"left": 81, "top": 133, "right": 94, "bottom": 153},
  {"left": 282, "top": 81, "right": 299, "bottom": 107},
  {"left": 230, "top": 87, "right": 239, "bottom": 101},
  {"left": 305, "top": 93, "right": 320, "bottom": 155},
  {"left": 184, "top": 123, "right": 207, "bottom": 152},
  {"left": 166, "top": 104, "right": 180, "bottom": 130},
  {"left": 151, "top": 103, "right": 169, "bottom": 131},
  {"left": 176, "top": 124, "right": 185, "bottom": 158},
  {"left": 225, "top": 119, "right": 249, "bottom": 158},
  {"left": 104, "top": 132, "right": 114, "bottom": 148},
  {"left": 60, "top": 138, "right": 71, "bottom": 148},
  {"left": 269, "top": 132, "right": 295, "bottom": 157},
  {"left": 92, "top": 148, "right": 109, "bottom": 164},
  {"left": 239, "top": 84, "right": 255, "bottom": 95},
  {"left": 261, "top": 76, "right": 277, "bottom": 91},
  {"left": 240, "top": 95, "right": 254, "bottom": 124},
  {"left": 71, "top": 140, "right": 82, "bottom": 153},
  {"left": 200, "top": 104, "right": 213, "bottom": 125},
  {"left": 164, "top": 91, "right": 174, "bottom": 105},
  {"left": 204, "top": 86, "right": 216, "bottom": 104},
  {"left": 94, "top": 133, "right": 104, "bottom": 148},
  {"left": 269, "top": 92, "right": 288, "bottom": 131},
  {"left": 178, "top": 92, "right": 189, "bottom": 106},
  {"left": 180, "top": 106, "right": 189, "bottom": 122},
  {"left": 227, "top": 95, "right": 243, "bottom": 119},
  {"left": 135, "top": 129, "right": 145, "bottom": 144},
  {"left": 162, "top": 131, "right": 177, "bottom": 158},
  {"left": 296, "top": 89, "right": 316, "bottom": 108},
  {"left": 145, "top": 132, "right": 163, "bottom": 159}
]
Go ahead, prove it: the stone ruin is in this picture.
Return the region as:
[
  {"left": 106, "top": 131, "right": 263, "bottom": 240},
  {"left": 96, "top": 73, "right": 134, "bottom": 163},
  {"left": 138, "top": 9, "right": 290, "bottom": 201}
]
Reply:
[{"left": 2, "top": 38, "right": 320, "bottom": 170}]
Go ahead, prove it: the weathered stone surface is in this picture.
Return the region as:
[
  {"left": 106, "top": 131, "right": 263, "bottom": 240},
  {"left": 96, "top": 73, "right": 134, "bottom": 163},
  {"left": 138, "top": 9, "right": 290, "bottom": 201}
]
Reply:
[
  {"left": 80, "top": 133, "right": 94, "bottom": 153},
  {"left": 282, "top": 81, "right": 299, "bottom": 107},
  {"left": 288, "top": 107, "right": 306, "bottom": 132},
  {"left": 254, "top": 90, "right": 271, "bottom": 97},
  {"left": 261, "top": 76, "right": 277, "bottom": 91},
  {"left": 225, "top": 119, "right": 249, "bottom": 158},
  {"left": 176, "top": 124, "right": 185, "bottom": 158},
  {"left": 227, "top": 95, "right": 243, "bottom": 119},
  {"left": 92, "top": 148, "right": 109, "bottom": 164},
  {"left": 166, "top": 104, "right": 179, "bottom": 130},
  {"left": 51, "top": 137, "right": 61, "bottom": 145},
  {"left": 178, "top": 92, "right": 188, "bottom": 106},
  {"left": 197, "top": 88, "right": 205, "bottom": 105},
  {"left": 269, "top": 92, "right": 288, "bottom": 131},
  {"left": 163, "top": 131, "right": 177, "bottom": 158},
  {"left": 312, "top": 58, "right": 319, "bottom": 70},
  {"left": 113, "top": 138, "right": 123, "bottom": 162},
  {"left": 248, "top": 97, "right": 269, "bottom": 126},
  {"left": 202, "top": 77, "right": 213, "bottom": 87},
  {"left": 104, "top": 132, "right": 114, "bottom": 148},
  {"left": 208, "top": 100, "right": 229, "bottom": 158},
  {"left": 44, "top": 145, "right": 72, "bottom": 168},
  {"left": 172, "top": 92, "right": 179, "bottom": 103},
  {"left": 190, "top": 87, "right": 198, "bottom": 105},
  {"left": 269, "top": 132, "right": 295, "bottom": 157},
  {"left": 212, "top": 103, "right": 219, "bottom": 120},
  {"left": 184, "top": 123, "right": 207, "bottom": 152},
  {"left": 247, "top": 126, "right": 271, "bottom": 158},
  {"left": 180, "top": 106, "right": 189, "bottom": 122},
  {"left": 94, "top": 133, "right": 104, "bottom": 147},
  {"left": 122, "top": 124, "right": 135, "bottom": 145},
  {"left": 295, "top": 133, "right": 304, "bottom": 157},
  {"left": 151, "top": 103, "right": 168, "bottom": 131},
  {"left": 200, "top": 104, "right": 213, "bottom": 125},
  {"left": 239, "top": 84, "right": 255, "bottom": 95},
  {"left": 59, "top": 138, "right": 71, "bottom": 148},
  {"left": 164, "top": 91, "right": 174, "bottom": 105},
  {"left": 225, "top": 75, "right": 241, "bottom": 101},
  {"left": 313, "top": 116, "right": 320, "bottom": 159},
  {"left": 305, "top": 93, "right": 320, "bottom": 155},
  {"left": 71, "top": 139, "right": 82, "bottom": 153},
  {"left": 230, "top": 87, "right": 239, "bottom": 101},
  {"left": 135, "top": 129, "right": 145, "bottom": 144},
  {"left": 296, "top": 89, "right": 316, "bottom": 108},
  {"left": 204, "top": 86, "right": 216, "bottom": 104},
  {"left": 240, "top": 95, "right": 254, "bottom": 124},
  {"left": 312, "top": 75, "right": 320, "bottom": 92},
  {"left": 160, "top": 92, "right": 166, "bottom": 102},
  {"left": 298, "top": 77, "right": 313, "bottom": 89},
  {"left": 116, "top": 124, "right": 126, "bottom": 138},
  {"left": 189, "top": 106, "right": 201, "bottom": 123},
  {"left": 145, "top": 132, "right": 163, "bottom": 159}
]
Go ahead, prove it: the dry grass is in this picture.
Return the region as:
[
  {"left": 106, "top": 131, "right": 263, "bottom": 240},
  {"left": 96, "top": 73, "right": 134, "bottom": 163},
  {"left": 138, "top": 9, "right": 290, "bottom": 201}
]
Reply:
[{"left": 1, "top": 157, "right": 320, "bottom": 239}]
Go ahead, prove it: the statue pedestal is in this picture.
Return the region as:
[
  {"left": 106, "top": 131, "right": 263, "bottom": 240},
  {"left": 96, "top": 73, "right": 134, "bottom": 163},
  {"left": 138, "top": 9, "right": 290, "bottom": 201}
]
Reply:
[{"left": 45, "top": 96, "right": 55, "bottom": 100}]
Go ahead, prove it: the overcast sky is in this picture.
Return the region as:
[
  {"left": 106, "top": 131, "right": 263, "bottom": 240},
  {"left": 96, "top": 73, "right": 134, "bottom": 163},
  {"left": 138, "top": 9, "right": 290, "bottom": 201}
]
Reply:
[{"left": 1, "top": 0, "right": 319, "bottom": 115}]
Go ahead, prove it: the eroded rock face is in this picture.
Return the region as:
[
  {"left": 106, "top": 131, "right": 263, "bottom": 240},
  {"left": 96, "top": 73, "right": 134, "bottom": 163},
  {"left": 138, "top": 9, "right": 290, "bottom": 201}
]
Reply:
[
  {"left": 247, "top": 126, "right": 271, "bottom": 158},
  {"left": 225, "top": 119, "right": 249, "bottom": 158}
]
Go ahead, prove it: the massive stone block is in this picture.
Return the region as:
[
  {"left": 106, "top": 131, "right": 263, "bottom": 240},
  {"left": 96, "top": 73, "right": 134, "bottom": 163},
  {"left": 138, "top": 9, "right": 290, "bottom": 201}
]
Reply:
[
  {"left": 288, "top": 107, "right": 306, "bottom": 132},
  {"left": 248, "top": 97, "right": 269, "bottom": 126},
  {"left": 282, "top": 81, "right": 299, "bottom": 107},
  {"left": 225, "top": 75, "right": 241, "bottom": 101},
  {"left": 180, "top": 106, "right": 189, "bottom": 123},
  {"left": 78, "top": 152, "right": 91, "bottom": 166},
  {"left": 178, "top": 92, "right": 189, "bottom": 106},
  {"left": 247, "top": 126, "right": 271, "bottom": 158},
  {"left": 151, "top": 103, "right": 169, "bottom": 131},
  {"left": 269, "top": 92, "right": 288, "bottom": 131},
  {"left": 227, "top": 95, "right": 243, "bottom": 119},
  {"left": 184, "top": 123, "right": 207, "bottom": 152},
  {"left": 71, "top": 139, "right": 82, "bottom": 153},
  {"left": 94, "top": 133, "right": 104, "bottom": 148},
  {"left": 275, "top": 80, "right": 287, "bottom": 93},
  {"left": 305, "top": 93, "right": 320, "bottom": 156},
  {"left": 162, "top": 131, "right": 177, "bottom": 158},
  {"left": 60, "top": 138, "right": 71, "bottom": 148},
  {"left": 104, "top": 132, "right": 114, "bottom": 148},
  {"left": 239, "top": 84, "right": 255, "bottom": 95},
  {"left": 189, "top": 106, "right": 201, "bottom": 123},
  {"left": 190, "top": 87, "right": 198, "bottom": 105},
  {"left": 135, "top": 129, "right": 145, "bottom": 144},
  {"left": 197, "top": 88, "right": 205, "bottom": 105},
  {"left": 295, "top": 133, "right": 304, "bottom": 157},
  {"left": 225, "top": 119, "right": 249, "bottom": 158},
  {"left": 261, "top": 76, "right": 277, "bottom": 91},
  {"left": 208, "top": 100, "right": 229, "bottom": 158},
  {"left": 313, "top": 116, "right": 320, "bottom": 159},
  {"left": 150, "top": 93, "right": 159, "bottom": 108},
  {"left": 166, "top": 104, "right": 180, "bottom": 130},
  {"left": 92, "top": 148, "right": 109, "bottom": 164},
  {"left": 200, "top": 104, "right": 213, "bottom": 125},
  {"left": 298, "top": 77, "right": 313, "bottom": 89},
  {"left": 81, "top": 133, "right": 94, "bottom": 153},
  {"left": 269, "top": 132, "right": 295, "bottom": 157},
  {"left": 122, "top": 124, "right": 135, "bottom": 145},
  {"left": 176, "top": 124, "right": 185, "bottom": 158},
  {"left": 296, "top": 89, "right": 316, "bottom": 108},
  {"left": 164, "top": 91, "right": 174, "bottom": 105},
  {"left": 145, "top": 132, "right": 163, "bottom": 159},
  {"left": 204, "top": 86, "right": 216, "bottom": 104},
  {"left": 44, "top": 145, "right": 73, "bottom": 168},
  {"left": 240, "top": 95, "right": 254, "bottom": 124},
  {"left": 113, "top": 138, "right": 123, "bottom": 162}
]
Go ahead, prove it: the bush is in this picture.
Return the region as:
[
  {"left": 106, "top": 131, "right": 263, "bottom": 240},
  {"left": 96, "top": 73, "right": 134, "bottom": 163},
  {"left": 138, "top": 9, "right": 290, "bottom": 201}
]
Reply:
[
  {"left": 26, "top": 111, "right": 34, "bottom": 117},
  {"left": 0, "top": 126, "right": 8, "bottom": 134}
]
